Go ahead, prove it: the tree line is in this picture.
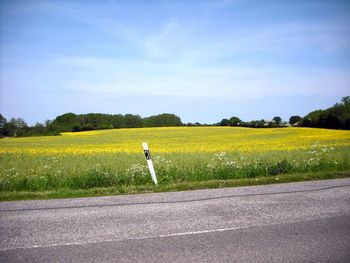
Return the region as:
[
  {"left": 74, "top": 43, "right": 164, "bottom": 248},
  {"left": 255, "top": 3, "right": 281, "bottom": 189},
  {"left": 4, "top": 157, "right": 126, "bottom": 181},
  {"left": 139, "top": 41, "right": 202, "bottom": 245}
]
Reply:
[
  {"left": 1, "top": 97, "right": 349, "bottom": 137},
  {"left": 218, "top": 96, "right": 350, "bottom": 129},
  {"left": 0, "top": 113, "right": 182, "bottom": 137},
  {"left": 300, "top": 96, "right": 350, "bottom": 129}
]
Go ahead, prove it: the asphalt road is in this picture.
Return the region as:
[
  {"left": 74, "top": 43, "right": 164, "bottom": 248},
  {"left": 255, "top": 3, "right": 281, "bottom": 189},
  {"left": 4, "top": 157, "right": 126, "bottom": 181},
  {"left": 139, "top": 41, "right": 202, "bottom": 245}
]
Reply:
[{"left": 1, "top": 178, "right": 350, "bottom": 262}]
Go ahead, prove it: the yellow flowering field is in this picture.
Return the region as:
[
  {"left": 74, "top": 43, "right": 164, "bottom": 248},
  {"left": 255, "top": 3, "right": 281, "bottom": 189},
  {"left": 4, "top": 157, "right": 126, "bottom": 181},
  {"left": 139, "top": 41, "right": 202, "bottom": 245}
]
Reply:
[
  {"left": 1, "top": 127, "right": 349, "bottom": 155},
  {"left": 0, "top": 127, "right": 350, "bottom": 193}
]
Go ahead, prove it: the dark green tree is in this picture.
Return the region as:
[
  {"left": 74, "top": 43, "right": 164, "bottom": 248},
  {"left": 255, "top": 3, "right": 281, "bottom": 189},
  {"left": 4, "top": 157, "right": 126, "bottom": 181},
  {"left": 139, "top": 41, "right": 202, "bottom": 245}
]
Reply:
[
  {"left": 272, "top": 116, "right": 282, "bottom": 125},
  {"left": 124, "top": 114, "right": 143, "bottom": 128},
  {"left": 31, "top": 123, "right": 45, "bottom": 135},
  {"left": 0, "top": 114, "right": 7, "bottom": 137},
  {"left": 4, "top": 122, "right": 16, "bottom": 136},
  {"left": 301, "top": 110, "right": 323, "bottom": 127},
  {"left": 51, "top": 113, "right": 78, "bottom": 132},
  {"left": 220, "top": 119, "right": 229, "bottom": 126},
  {"left": 341, "top": 96, "right": 350, "bottom": 105},
  {"left": 301, "top": 97, "right": 350, "bottom": 129},
  {"left": 143, "top": 113, "right": 182, "bottom": 127},
  {"left": 289, "top": 116, "right": 301, "bottom": 125},
  {"left": 111, "top": 114, "right": 125, "bottom": 128},
  {"left": 228, "top": 116, "right": 241, "bottom": 126}
]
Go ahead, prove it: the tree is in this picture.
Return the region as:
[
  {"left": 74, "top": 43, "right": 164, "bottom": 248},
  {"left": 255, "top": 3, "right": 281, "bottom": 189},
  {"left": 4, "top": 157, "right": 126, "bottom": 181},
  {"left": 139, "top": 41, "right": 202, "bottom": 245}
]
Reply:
[
  {"left": 44, "top": 120, "right": 52, "bottom": 127},
  {"left": 228, "top": 116, "right": 241, "bottom": 126},
  {"left": 301, "top": 110, "right": 323, "bottom": 127},
  {"left": 220, "top": 119, "right": 229, "bottom": 126},
  {"left": 9, "top": 118, "right": 27, "bottom": 129},
  {"left": 0, "top": 114, "right": 7, "bottom": 137},
  {"left": 31, "top": 123, "right": 45, "bottom": 135},
  {"left": 4, "top": 122, "right": 16, "bottom": 136},
  {"left": 301, "top": 97, "right": 350, "bottom": 129},
  {"left": 272, "top": 116, "right": 282, "bottom": 125},
  {"left": 323, "top": 112, "right": 342, "bottom": 129},
  {"left": 289, "top": 116, "right": 301, "bottom": 125},
  {"left": 111, "top": 114, "right": 125, "bottom": 128},
  {"left": 11, "top": 118, "right": 28, "bottom": 135},
  {"left": 341, "top": 96, "right": 350, "bottom": 105},
  {"left": 143, "top": 113, "right": 182, "bottom": 127},
  {"left": 54, "top": 113, "right": 77, "bottom": 124},
  {"left": 51, "top": 113, "right": 78, "bottom": 132},
  {"left": 250, "top": 119, "right": 266, "bottom": 128},
  {"left": 124, "top": 114, "right": 142, "bottom": 128},
  {"left": 0, "top": 114, "right": 6, "bottom": 128}
]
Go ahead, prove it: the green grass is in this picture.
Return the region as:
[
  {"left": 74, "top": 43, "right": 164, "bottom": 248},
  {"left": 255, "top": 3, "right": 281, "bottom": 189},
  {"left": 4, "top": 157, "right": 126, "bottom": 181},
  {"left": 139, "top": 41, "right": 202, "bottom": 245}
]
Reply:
[
  {"left": 1, "top": 148, "right": 349, "bottom": 192},
  {"left": 1, "top": 170, "right": 349, "bottom": 201}
]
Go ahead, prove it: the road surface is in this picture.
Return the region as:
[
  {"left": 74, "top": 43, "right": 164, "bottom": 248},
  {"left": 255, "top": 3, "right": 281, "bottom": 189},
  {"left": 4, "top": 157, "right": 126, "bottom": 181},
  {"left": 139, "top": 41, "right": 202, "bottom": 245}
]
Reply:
[{"left": 1, "top": 178, "right": 350, "bottom": 262}]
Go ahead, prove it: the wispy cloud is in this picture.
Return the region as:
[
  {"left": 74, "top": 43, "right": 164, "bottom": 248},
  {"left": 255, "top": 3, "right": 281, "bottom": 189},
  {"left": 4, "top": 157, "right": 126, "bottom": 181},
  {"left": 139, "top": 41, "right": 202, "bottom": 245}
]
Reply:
[
  {"left": 143, "top": 18, "right": 183, "bottom": 59},
  {"left": 55, "top": 53, "right": 350, "bottom": 99}
]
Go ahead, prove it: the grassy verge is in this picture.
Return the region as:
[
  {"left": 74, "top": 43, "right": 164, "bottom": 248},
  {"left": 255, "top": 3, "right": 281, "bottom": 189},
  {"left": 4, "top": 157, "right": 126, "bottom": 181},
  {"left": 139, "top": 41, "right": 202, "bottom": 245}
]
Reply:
[{"left": 1, "top": 170, "right": 349, "bottom": 201}]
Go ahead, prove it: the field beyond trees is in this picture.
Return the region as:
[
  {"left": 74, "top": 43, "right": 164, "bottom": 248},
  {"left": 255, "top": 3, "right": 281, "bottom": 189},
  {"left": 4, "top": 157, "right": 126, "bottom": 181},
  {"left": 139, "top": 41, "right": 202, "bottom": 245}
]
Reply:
[{"left": 1, "top": 127, "right": 350, "bottom": 200}]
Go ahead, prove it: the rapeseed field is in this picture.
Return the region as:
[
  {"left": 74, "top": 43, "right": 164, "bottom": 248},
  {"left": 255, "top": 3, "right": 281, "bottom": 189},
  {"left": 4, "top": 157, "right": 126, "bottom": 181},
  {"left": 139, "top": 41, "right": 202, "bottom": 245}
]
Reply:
[{"left": 1, "top": 127, "right": 350, "bottom": 193}]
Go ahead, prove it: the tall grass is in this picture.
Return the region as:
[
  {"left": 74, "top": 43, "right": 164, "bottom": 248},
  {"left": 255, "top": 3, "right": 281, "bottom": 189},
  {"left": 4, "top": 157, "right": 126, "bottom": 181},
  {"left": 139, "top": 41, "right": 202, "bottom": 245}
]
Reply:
[{"left": 0, "top": 146, "right": 349, "bottom": 192}]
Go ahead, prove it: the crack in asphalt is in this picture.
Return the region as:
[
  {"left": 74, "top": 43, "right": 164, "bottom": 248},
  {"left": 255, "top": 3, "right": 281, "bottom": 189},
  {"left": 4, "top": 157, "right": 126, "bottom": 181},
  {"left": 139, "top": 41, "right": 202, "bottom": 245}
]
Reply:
[{"left": 1, "top": 184, "right": 349, "bottom": 213}]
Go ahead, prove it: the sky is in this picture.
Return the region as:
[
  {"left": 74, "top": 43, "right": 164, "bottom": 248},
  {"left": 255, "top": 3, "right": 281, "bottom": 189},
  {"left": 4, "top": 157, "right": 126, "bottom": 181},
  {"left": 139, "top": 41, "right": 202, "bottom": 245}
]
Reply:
[{"left": 0, "top": 0, "right": 349, "bottom": 125}]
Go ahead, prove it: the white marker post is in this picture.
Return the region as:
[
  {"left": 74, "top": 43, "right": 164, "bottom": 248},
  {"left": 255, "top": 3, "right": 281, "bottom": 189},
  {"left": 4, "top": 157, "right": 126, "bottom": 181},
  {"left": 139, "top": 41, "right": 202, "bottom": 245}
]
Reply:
[{"left": 142, "top": 142, "right": 158, "bottom": 185}]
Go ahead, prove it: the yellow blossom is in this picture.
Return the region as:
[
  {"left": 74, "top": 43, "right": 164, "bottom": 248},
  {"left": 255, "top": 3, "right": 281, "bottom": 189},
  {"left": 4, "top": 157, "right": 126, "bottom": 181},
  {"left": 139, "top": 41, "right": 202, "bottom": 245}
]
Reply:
[{"left": 0, "top": 127, "right": 349, "bottom": 155}]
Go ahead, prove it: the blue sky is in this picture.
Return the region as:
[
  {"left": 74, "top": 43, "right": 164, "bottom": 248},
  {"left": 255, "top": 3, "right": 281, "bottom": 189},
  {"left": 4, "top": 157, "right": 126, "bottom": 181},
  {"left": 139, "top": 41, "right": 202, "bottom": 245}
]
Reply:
[{"left": 1, "top": 0, "right": 349, "bottom": 125}]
